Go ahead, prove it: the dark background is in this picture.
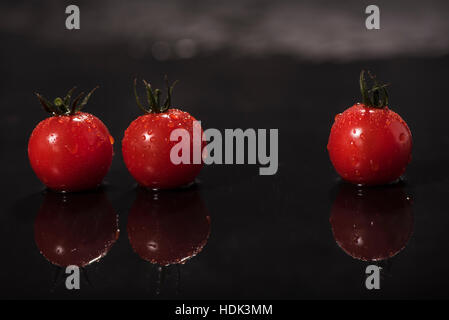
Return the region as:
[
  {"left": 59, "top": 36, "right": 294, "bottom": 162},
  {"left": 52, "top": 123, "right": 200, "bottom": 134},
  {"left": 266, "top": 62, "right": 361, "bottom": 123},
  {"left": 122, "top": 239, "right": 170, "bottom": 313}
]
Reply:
[{"left": 1, "top": 0, "right": 449, "bottom": 299}]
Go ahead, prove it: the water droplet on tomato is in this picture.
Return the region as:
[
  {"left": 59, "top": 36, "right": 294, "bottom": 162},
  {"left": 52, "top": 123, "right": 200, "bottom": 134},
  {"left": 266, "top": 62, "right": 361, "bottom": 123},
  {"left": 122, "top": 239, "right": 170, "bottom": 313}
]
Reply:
[
  {"left": 47, "top": 133, "right": 58, "bottom": 144},
  {"left": 399, "top": 133, "right": 406, "bottom": 142},
  {"left": 65, "top": 143, "right": 78, "bottom": 154},
  {"left": 369, "top": 160, "right": 379, "bottom": 172},
  {"left": 351, "top": 128, "right": 362, "bottom": 138}
]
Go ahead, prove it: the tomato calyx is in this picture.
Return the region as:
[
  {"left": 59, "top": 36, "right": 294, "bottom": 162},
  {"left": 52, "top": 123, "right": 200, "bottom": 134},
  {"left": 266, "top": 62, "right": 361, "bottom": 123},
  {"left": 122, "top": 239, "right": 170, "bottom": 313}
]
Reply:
[
  {"left": 359, "top": 70, "right": 389, "bottom": 109},
  {"left": 133, "top": 76, "right": 178, "bottom": 114},
  {"left": 35, "top": 86, "right": 99, "bottom": 116}
]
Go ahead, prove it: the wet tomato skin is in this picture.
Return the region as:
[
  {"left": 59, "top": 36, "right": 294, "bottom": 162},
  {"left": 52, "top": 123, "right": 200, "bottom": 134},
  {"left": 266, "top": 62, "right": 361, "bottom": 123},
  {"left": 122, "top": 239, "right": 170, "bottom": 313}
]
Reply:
[
  {"left": 327, "top": 103, "right": 412, "bottom": 185},
  {"left": 122, "top": 108, "right": 204, "bottom": 189},
  {"left": 28, "top": 112, "right": 114, "bottom": 192}
]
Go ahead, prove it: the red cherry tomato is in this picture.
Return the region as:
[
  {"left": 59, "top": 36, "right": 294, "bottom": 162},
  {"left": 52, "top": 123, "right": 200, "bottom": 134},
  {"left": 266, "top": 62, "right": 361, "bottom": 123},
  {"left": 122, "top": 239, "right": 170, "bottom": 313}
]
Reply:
[
  {"left": 28, "top": 87, "right": 114, "bottom": 192},
  {"left": 327, "top": 71, "right": 412, "bottom": 185},
  {"left": 122, "top": 79, "right": 204, "bottom": 189}
]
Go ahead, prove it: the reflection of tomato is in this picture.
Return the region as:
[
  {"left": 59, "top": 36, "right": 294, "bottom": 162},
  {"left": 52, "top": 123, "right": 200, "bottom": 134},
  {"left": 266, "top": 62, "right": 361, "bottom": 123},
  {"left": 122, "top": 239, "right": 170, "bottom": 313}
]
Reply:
[
  {"left": 28, "top": 88, "right": 113, "bottom": 192},
  {"left": 34, "top": 190, "right": 119, "bottom": 267},
  {"left": 330, "top": 183, "right": 413, "bottom": 261},
  {"left": 122, "top": 79, "right": 204, "bottom": 189},
  {"left": 127, "top": 187, "right": 210, "bottom": 266},
  {"left": 327, "top": 71, "right": 412, "bottom": 185}
]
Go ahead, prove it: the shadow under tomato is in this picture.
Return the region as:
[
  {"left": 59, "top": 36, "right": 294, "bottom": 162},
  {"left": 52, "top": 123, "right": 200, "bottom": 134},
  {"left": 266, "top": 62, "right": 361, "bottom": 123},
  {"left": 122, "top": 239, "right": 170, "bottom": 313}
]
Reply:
[{"left": 330, "top": 182, "right": 414, "bottom": 262}]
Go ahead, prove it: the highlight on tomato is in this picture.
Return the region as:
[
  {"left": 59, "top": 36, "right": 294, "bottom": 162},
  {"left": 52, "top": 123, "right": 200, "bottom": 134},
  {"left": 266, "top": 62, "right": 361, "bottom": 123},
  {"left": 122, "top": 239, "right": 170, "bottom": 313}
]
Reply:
[
  {"left": 122, "top": 77, "right": 204, "bottom": 190},
  {"left": 28, "top": 87, "right": 114, "bottom": 192},
  {"left": 327, "top": 71, "right": 412, "bottom": 185}
]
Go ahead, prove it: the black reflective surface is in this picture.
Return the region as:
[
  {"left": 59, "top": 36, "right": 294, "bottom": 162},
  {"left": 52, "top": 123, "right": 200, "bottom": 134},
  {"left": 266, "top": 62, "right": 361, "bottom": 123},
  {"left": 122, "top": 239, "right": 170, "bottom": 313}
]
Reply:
[{"left": 1, "top": 1, "right": 449, "bottom": 300}]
